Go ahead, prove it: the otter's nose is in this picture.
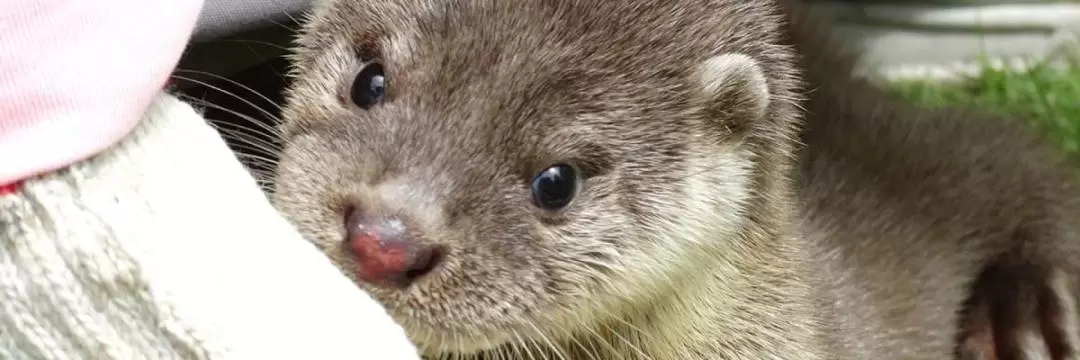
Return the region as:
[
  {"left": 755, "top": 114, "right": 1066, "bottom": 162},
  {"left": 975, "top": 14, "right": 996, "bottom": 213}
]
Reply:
[{"left": 344, "top": 207, "right": 443, "bottom": 288}]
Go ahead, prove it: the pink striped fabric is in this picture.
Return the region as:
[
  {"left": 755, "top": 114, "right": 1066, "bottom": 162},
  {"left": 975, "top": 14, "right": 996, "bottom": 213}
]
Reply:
[{"left": 0, "top": 0, "right": 205, "bottom": 185}]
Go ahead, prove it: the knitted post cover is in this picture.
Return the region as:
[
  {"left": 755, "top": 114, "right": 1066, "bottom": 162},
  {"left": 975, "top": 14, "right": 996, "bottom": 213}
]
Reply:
[{"left": 0, "top": 94, "right": 420, "bottom": 359}]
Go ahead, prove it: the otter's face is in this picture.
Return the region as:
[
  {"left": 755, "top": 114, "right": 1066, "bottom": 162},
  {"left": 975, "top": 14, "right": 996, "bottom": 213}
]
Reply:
[{"left": 273, "top": 0, "right": 798, "bottom": 355}]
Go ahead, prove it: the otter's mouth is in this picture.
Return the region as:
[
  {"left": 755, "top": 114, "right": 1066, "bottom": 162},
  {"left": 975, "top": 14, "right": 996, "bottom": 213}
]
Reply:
[
  {"left": 384, "top": 303, "right": 577, "bottom": 358},
  {"left": 415, "top": 334, "right": 571, "bottom": 360},
  {"left": 412, "top": 324, "right": 606, "bottom": 360},
  {"left": 404, "top": 324, "right": 520, "bottom": 357}
]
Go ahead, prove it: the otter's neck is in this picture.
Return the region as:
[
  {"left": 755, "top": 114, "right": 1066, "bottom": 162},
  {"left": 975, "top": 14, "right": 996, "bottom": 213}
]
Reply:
[{"left": 565, "top": 141, "right": 824, "bottom": 359}]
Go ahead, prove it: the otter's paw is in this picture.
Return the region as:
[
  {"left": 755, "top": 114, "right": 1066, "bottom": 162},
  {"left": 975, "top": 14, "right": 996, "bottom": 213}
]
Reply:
[{"left": 956, "top": 263, "right": 1080, "bottom": 360}]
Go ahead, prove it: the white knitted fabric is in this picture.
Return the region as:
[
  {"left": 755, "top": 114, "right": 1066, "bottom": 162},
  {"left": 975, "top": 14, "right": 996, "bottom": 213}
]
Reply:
[{"left": 0, "top": 93, "right": 419, "bottom": 359}]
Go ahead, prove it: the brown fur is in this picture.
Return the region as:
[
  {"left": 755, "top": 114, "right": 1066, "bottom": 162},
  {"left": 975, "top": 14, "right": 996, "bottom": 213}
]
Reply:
[
  {"left": 270, "top": 0, "right": 1080, "bottom": 359},
  {"left": 784, "top": 1, "right": 1080, "bottom": 358}
]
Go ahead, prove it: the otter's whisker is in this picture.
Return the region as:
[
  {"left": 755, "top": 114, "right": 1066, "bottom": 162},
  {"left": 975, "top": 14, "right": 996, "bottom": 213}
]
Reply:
[
  {"left": 220, "top": 137, "right": 280, "bottom": 162},
  {"left": 214, "top": 38, "right": 293, "bottom": 53},
  {"left": 437, "top": 330, "right": 450, "bottom": 360},
  {"left": 181, "top": 95, "right": 284, "bottom": 145},
  {"left": 173, "top": 69, "right": 286, "bottom": 113},
  {"left": 480, "top": 328, "right": 501, "bottom": 360},
  {"left": 608, "top": 323, "right": 651, "bottom": 360},
  {"left": 169, "top": 74, "right": 284, "bottom": 134},
  {"left": 523, "top": 319, "right": 568, "bottom": 360},
  {"left": 545, "top": 314, "right": 602, "bottom": 360},
  {"left": 528, "top": 337, "right": 548, "bottom": 360},
  {"left": 504, "top": 335, "right": 519, "bottom": 360},
  {"left": 454, "top": 333, "right": 465, "bottom": 360},
  {"left": 280, "top": 10, "right": 304, "bottom": 29},
  {"left": 576, "top": 318, "right": 624, "bottom": 360},
  {"left": 495, "top": 344, "right": 508, "bottom": 360},
  {"left": 510, "top": 331, "right": 535, "bottom": 360},
  {"left": 212, "top": 122, "right": 281, "bottom": 149},
  {"left": 419, "top": 331, "right": 435, "bottom": 359},
  {"left": 593, "top": 304, "right": 658, "bottom": 346},
  {"left": 221, "top": 139, "right": 282, "bottom": 165}
]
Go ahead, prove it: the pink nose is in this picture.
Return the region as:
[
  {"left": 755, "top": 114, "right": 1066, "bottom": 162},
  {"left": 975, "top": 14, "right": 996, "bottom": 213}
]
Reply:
[{"left": 344, "top": 208, "right": 442, "bottom": 288}]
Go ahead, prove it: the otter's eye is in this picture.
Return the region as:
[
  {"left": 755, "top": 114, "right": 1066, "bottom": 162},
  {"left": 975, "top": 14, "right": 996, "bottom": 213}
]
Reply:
[
  {"left": 350, "top": 61, "right": 386, "bottom": 109},
  {"left": 531, "top": 164, "right": 579, "bottom": 210}
]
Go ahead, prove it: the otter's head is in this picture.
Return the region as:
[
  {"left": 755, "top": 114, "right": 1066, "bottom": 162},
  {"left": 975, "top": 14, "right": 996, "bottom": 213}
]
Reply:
[{"left": 273, "top": 0, "right": 802, "bottom": 356}]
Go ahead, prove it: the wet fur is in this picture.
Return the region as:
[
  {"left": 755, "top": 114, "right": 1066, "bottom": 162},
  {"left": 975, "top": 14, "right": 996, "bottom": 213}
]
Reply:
[{"left": 271, "top": 0, "right": 1080, "bottom": 359}]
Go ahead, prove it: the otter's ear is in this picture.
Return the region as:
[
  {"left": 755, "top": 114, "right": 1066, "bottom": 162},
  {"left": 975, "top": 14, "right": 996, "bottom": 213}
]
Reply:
[{"left": 693, "top": 53, "right": 770, "bottom": 131}]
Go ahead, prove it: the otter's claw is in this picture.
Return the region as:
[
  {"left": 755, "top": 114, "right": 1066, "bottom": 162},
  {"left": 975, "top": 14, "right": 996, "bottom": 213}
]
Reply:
[{"left": 957, "top": 263, "right": 1080, "bottom": 360}]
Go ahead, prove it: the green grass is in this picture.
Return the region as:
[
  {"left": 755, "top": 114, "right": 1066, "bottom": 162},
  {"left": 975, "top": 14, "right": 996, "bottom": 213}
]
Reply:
[{"left": 888, "top": 58, "right": 1080, "bottom": 159}]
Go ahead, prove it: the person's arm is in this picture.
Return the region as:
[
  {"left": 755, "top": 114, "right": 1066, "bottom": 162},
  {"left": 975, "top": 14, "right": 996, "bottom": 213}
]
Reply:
[{"left": 0, "top": 1, "right": 419, "bottom": 358}]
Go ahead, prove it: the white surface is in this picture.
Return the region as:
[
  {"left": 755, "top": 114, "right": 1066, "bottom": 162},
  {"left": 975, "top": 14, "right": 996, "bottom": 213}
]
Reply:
[
  {"left": 818, "top": 3, "right": 1080, "bottom": 28},
  {"left": 811, "top": 2, "right": 1080, "bottom": 81},
  {"left": 0, "top": 93, "right": 420, "bottom": 360}
]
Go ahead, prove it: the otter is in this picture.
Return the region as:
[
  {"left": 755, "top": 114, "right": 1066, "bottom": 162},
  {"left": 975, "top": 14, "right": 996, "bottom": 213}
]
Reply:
[
  {"left": 269, "top": 0, "right": 1080, "bottom": 358},
  {"left": 784, "top": 2, "right": 1080, "bottom": 358}
]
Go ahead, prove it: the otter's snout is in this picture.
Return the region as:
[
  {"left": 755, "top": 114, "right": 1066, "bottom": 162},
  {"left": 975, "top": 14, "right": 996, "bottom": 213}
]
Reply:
[{"left": 343, "top": 206, "right": 444, "bottom": 288}]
